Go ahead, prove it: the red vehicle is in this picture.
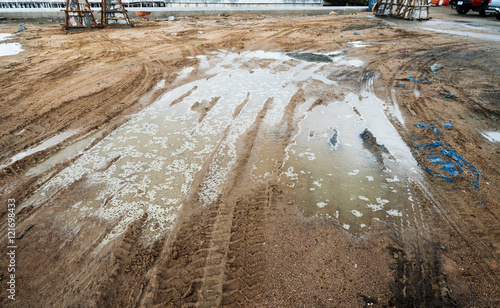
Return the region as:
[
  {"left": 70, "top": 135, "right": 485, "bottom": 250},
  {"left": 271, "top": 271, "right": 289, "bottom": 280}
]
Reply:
[{"left": 450, "top": 0, "right": 491, "bottom": 15}]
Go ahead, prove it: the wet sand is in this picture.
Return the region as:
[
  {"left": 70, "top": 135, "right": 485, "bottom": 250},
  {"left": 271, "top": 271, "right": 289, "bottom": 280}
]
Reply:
[{"left": 0, "top": 7, "right": 499, "bottom": 307}]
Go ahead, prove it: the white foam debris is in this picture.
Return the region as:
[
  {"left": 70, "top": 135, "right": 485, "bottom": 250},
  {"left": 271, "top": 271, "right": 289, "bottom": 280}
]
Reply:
[
  {"left": 366, "top": 176, "right": 374, "bottom": 182},
  {"left": 376, "top": 197, "right": 390, "bottom": 205},
  {"left": 299, "top": 151, "right": 316, "bottom": 161},
  {"left": 343, "top": 223, "right": 350, "bottom": 230},
  {"left": 317, "top": 202, "right": 327, "bottom": 208},
  {"left": 366, "top": 197, "right": 390, "bottom": 212},
  {"left": 358, "top": 196, "right": 370, "bottom": 201},
  {"left": 351, "top": 210, "right": 363, "bottom": 217},
  {"left": 360, "top": 224, "right": 366, "bottom": 228},
  {"left": 155, "top": 79, "right": 166, "bottom": 89},
  {"left": 386, "top": 176, "right": 400, "bottom": 182},
  {"left": 386, "top": 209, "right": 403, "bottom": 217},
  {"left": 348, "top": 169, "right": 360, "bottom": 176},
  {"left": 284, "top": 167, "right": 299, "bottom": 181},
  {"left": 367, "top": 203, "right": 384, "bottom": 211},
  {"left": 313, "top": 181, "right": 322, "bottom": 188}
]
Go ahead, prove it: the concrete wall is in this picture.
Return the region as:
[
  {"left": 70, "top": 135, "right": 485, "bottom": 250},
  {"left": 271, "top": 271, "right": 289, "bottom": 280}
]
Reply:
[
  {"left": 0, "top": 6, "right": 367, "bottom": 19},
  {"left": 164, "top": 0, "right": 323, "bottom": 6}
]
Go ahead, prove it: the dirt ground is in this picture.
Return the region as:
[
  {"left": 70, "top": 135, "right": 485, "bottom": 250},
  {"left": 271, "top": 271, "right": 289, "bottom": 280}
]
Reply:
[{"left": 0, "top": 6, "right": 499, "bottom": 307}]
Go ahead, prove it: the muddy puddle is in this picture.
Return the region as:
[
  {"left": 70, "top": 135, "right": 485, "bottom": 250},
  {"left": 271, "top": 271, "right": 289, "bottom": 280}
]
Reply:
[
  {"left": 26, "top": 129, "right": 107, "bottom": 176},
  {"left": 482, "top": 131, "right": 500, "bottom": 142},
  {"left": 23, "top": 48, "right": 424, "bottom": 247},
  {"left": 0, "top": 33, "right": 23, "bottom": 57},
  {"left": 281, "top": 89, "right": 421, "bottom": 234},
  {"left": 1, "top": 130, "right": 77, "bottom": 170}
]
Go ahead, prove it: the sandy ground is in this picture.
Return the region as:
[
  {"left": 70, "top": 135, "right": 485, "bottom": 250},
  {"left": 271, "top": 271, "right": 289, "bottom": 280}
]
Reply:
[{"left": 0, "top": 6, "right": 499, "bottom": 307}]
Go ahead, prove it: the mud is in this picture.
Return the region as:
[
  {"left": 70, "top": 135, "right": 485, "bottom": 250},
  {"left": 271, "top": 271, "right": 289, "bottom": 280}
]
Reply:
[
  {"left": 0, "top": 7, "right": 500, "bottom": 307},
  {"left": 285, "top": 52, "right": 333, "bottom": 62}
]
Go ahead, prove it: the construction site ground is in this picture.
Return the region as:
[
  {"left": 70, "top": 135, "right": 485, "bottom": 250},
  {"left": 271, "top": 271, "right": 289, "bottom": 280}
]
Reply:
[{"left": 0, "top": 6, "right": 499, "bottom": 307}]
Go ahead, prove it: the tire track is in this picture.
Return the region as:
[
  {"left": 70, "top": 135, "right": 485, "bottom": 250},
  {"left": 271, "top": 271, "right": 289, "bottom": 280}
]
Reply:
[
  {"left": 144, "top": 98, "right": 273, "bottom": 307},
  {"left": 221, "top": 184, "right": 271, "bottom": 307}
]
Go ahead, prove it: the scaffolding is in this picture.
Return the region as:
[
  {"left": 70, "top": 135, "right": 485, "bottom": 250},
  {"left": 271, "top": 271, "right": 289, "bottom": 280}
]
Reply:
[
  {"left": 101, "top": 0, "right": 132, "bottom": 26},
  {"left": 63, "top": 0, "right": 131, "bottom": 30},
  {"left": 64, "top": 0, "right": 98, "bottom": 29},
  {"left": 373, "top": 0, "right": 430, "bottom": 20}
]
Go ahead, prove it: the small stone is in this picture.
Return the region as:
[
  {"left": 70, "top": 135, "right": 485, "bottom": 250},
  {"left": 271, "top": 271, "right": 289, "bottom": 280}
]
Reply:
[{"left": 167, "top": 16, "right": 175, "bottom": 21}]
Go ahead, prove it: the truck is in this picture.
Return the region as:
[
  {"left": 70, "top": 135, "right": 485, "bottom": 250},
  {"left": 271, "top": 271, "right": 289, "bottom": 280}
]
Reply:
[
  {"left": 449, "top": 0, "right": 492, "bottom": 16},
  {"left": 485, "top": 0, "right": 500, "bottom": 19}
]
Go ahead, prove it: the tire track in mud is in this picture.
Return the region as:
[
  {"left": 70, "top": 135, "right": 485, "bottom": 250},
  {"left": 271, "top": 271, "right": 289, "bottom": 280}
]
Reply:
[
  {"left": 221, "top": 184, "right": 271, "bottom": 307},
  {"left": 90, "top": 33, "right": 126, "bottom": 59},
  {"left": 219, "top": 87, "right": 308, "bottom": 306},
  {"left": 194, "top": 97, "right": 271, "bottom": 306},
  {"left": 361, "top": 53, "right": 460, "bottom": 306},
  {"left": 144, "top": 98, "right": 273, "bottom": 307},
  {"left": 388, "top": 183, "right": 455, "bottom": 307},
  {"left": 422, "top": 181, "right": 500, "bottom": 289},
  {"left": 144, "top": 86, "right": 306, "bottom": 307}
]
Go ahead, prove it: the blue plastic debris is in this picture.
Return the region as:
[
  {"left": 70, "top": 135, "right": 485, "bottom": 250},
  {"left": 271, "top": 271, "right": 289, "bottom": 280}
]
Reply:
[
  {"left": 427, "top": 156, "right": 460, "bottom": 177},
  {"left": 415, "top": 120, "right": 454, "bottom": 136},
  {"left": 415, "top": 123, "right": 429, "bottom": 129},
  {"left": 414, "top": 120, "right": 483, "bottom": 189},
  {"left": 415, "top": 141, "right": 484, "bottom": 189},
  {"left": 415, "top": 121, "right": 441, "bottom": 136},
  {"left": 416, "top": 141, "right": 443, "bottom": 150}
]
